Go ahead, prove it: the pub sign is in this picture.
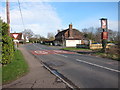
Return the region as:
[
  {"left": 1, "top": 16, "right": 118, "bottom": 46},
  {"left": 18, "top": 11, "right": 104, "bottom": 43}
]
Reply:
[
  {"left": 101, "top": 32, "right": 108, "bottom": 39},
  {"left": 100, "top": 18, "right": 107, "bottom": 29}
]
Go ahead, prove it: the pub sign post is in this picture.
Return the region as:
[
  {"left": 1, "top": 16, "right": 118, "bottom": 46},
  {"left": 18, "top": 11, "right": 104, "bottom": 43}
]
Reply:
[{"left": 100, "top": 18, "right": 108, "bottom": 52}]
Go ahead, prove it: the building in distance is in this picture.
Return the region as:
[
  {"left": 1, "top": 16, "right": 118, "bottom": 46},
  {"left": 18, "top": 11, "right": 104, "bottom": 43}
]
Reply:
[{"left": 54, "top": 24, "right": 85, "bottom": 47}]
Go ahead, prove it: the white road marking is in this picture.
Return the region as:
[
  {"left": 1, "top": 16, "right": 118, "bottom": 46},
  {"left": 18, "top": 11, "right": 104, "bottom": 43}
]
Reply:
[
  {"left": 76, "top": 59, "right": 120, "bottom": 73},
  {"left": 35, "top": 51, "right": 48, "bottom": 55},
  {"left": 55, "top": 54, "right": 68, "bottom": 58},
  {"left": 33, "top": 44, "right": 43, "bottom": 49},
  {"left": 75, "top": 53, "right": 82, "bottom": 56}
]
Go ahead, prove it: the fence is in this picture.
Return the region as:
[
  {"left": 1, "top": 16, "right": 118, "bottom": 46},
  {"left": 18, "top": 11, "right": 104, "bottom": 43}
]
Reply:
[{"left": 90, "top": 43, "right": 115, "bottom": 50}]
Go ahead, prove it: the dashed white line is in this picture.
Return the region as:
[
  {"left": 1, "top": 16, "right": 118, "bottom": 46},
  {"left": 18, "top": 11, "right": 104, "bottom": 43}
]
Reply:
[
  {"left": 76, "top": 59, "right": 120, "bottom": 73},
  {"left": 55, "top": 54, "right": 68, "bottom": 58},
  {"left": 33, "top": 44, "right": 43, "bottom": 50}
]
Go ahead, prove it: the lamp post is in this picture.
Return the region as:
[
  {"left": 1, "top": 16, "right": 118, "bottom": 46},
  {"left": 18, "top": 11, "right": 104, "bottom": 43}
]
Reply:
[{"left": 100, "top": 18, "right": 108, "bottom": 53}]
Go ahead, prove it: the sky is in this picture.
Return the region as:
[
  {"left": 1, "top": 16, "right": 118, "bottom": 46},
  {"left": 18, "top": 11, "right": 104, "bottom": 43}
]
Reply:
[{"left": 0, "top": 1, "right": 119, "bottom": 37}]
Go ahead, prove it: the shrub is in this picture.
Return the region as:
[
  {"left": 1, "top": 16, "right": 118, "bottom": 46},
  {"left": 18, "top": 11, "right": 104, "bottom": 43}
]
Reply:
[
  {"left": 2, "top": 35, "right": 14, "bottom": 64},
  {"left": 106, "top": 45, "right": 119, "bottom": 60},
  {"left": 0, "top": 18, "right": 14, "bottom": 65}
]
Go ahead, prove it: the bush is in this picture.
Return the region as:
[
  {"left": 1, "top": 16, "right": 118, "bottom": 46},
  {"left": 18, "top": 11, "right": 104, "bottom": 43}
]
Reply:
[
  {"left": 106, "top": 45, "right": 119, "bottom": 60},
  {"left": 0, "top": 18, "right": 14, "bottom": 65},
  {"left": 2, "top": 35, "right": 14, "bottom": 64}
]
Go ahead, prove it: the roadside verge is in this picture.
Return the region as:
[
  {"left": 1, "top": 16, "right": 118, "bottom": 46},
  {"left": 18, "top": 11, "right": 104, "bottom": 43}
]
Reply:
[
  {"left": 2, "top": 49, "right": 29, "bottom": 84},
  {"left": 61, "top": 47, "right": 120, "bottom": 61},
  {"left": 2, "top": 45, "right": 66, "bottom": 88}
]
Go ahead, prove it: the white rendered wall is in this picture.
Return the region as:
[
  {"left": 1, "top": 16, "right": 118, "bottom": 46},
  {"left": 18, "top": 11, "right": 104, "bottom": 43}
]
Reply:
[{"left": 66, "top": 40, "right": 81, "bottom": 47}]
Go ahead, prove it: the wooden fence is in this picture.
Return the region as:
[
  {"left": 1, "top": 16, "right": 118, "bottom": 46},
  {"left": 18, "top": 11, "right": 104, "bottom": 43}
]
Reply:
[{"left": 90, "top": 43, "right": 115, "bottom": 50}]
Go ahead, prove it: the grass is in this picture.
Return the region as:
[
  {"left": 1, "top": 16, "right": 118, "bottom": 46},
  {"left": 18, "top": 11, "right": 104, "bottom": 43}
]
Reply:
[
  {"left": 0, "top": 41, "right": 2, "bottom": 85},
  {"left": 61, "top": 47, "right": 120, "bottom": 61},
  {"left": 2, "top": 49, "right": 29, "bottom": 84},
  {"left": 94, "top": 52, "right": 120, "bottom": 61},
  {"left": 0, "top": 42, "right": 2, "bottom": 54},
  {"left": 61, "top": 47, "right": 92, "bottom": 51},
  {"left": 0, "top": 66, "right": 2, "bottom": 86}
]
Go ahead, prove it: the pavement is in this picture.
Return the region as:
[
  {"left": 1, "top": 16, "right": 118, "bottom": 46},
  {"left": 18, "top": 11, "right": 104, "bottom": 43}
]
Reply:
[{"left": 2, "top": 45, "right": 66, "bottom": 89}]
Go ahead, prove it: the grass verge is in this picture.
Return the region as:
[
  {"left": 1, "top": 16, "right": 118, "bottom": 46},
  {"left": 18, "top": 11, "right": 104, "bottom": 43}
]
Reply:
[
  {"left": 61, "top": 47, "right": 119, "bottom": 61},
  {"left": 2, "top": 49, "right": 29, "bottom": 84},
  {"left": 61, "top": 47, "right": 92, "bottom": 51},
  {"left": 94, "top": 52, "right": 120, "bottom": 61},
  {"left": 0, "top": 66, "right": 2, "bottom": 86}
]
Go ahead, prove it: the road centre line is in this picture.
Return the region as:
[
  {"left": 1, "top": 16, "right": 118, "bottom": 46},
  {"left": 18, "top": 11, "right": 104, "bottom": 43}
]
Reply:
[
  {"left": 33, "top": 44, "right": 43, "bottom": 50},
  {"left": 76, "top": 59, "right": 120, "bottom": 73},
  {"left": 55, "top": 53, "right": 68, "bottom": 58}
]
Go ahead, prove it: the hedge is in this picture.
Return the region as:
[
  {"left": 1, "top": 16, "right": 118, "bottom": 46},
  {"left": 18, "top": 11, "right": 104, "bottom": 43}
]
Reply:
[{"left": 0, "top": 18, "right": 14, "bottom": 65}]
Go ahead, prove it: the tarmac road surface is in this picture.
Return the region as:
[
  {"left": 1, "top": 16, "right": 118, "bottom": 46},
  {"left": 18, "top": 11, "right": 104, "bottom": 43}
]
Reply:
[{"left": 26, "top": 43, "right": 120, "bottom": 88}]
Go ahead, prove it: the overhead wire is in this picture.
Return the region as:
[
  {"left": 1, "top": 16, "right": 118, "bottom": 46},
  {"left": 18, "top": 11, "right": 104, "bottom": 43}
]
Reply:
[{"left": 17, "top": 0, "right": 26, "bottom": 30}]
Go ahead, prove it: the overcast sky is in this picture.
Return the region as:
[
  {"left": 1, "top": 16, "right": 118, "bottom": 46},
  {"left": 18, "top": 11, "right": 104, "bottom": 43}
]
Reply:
[{"left": 0, "top": 1, "right": 119, "bottom": 37}]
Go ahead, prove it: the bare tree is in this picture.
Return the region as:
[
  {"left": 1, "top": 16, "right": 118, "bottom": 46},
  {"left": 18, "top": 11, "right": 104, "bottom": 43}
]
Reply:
[
  {"left": 82, "top": 27, "right": 97, "bottom": 40},
  {"left": 34, "top": 34, "right": 41, "bottom": 39},
  {"left": 108, "top": 29, "right": 118, "bottom": 42},
  {"left": 22, "top": 29, "right": 34, "bottom": 38},
  {"left": 47, "top": 32, "right": 55, "bottom": 41},
  {"left": 82, "top": 28, "right": 89, "bottom": 34},
  {"left": 94, "top": 28, "right": 102, "bottom": 43}
]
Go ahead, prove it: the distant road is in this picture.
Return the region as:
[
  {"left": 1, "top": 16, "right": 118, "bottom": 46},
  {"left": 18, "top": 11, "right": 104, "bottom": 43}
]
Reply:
[{"left": 25, "top": 43, "right": 119, "bottom": 88}]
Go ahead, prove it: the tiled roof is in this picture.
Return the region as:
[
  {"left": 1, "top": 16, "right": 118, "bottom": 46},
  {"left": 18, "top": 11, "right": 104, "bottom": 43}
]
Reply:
[
  {"left": 55, "top": 29, "right": 68, "bottom": 37},
  {"left": 55, "top": 28, "right": 84, "bottom": 40}
]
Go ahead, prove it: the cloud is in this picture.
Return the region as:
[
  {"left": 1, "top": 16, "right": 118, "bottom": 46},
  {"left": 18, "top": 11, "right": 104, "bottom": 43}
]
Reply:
[
  {"left": 1, "top": 2, "right": 62, "bottom": 37},
  {"left": 1, "top": 2, "right": 118, "bottom": 37}
]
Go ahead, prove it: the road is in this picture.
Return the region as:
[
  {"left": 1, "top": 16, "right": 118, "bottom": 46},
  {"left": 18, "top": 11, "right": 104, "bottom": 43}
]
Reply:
[{"left": 25, "top": 43, "right": 119, "bottom": 88}]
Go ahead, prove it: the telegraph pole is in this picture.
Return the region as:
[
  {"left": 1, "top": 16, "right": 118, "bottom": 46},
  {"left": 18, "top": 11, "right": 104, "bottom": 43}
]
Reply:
[{"left": 6, "top": 0, "right": 10, "bottom": 36}]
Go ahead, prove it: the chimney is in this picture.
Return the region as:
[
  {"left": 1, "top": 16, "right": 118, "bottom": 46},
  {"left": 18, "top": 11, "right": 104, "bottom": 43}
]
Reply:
[
  {"left": 69, "top": 24, "right": 73, "bottom": 38},
  {"left": 69, "top": 24, "right": 72, "bottom": 30},
  {"left": 57, "top": 30, "right": 60, "bottom": 33}
]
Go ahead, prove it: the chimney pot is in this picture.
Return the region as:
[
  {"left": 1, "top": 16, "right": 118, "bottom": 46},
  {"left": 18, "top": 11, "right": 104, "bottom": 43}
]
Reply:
[
  {"left": 57, "top": 30, "right": 60, "bottom": 33},
  {"left": 69, "top": 24, "right": 73, "bottom": 38},
  {"left": 69, "top": 24, "right": 72, "bottom": 30}
]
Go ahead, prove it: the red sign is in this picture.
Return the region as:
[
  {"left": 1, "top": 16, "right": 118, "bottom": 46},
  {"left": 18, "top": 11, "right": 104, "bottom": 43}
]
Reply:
[
  {"left": 101, "top": 19, "right": 107, "bottom": 29},
  {"left": 101, "top": 32, "right": 108, "bottom": 39},
  {"left": 13, "top": 34, "right": 19, "bottom": 39}
]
